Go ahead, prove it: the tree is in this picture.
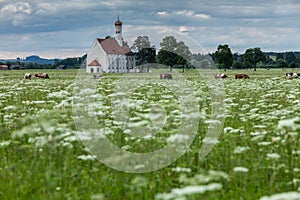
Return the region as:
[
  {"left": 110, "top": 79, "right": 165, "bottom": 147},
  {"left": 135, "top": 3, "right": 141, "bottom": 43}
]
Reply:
[
  {"left": 135, "top": 47, "right": 156, "bottom": 72},
  {"left": 277, "top": 59, "right": 287, "bottom": 70},
  {"left": 233, "top": 53, "right": 243, "bottom": 62},
  {"left": 131, "top": 36, "right": 156, "bottom": 69},
  {"left": 276, "top": 53, "right": 284, "bottom": 61},
  {"left": 160, "top": 36, "right": 178, "bottom": 52},
  {"left": 53, "top": 59, "right": 60, "bottom": 67},
  {"left": 176, "top": 41, "right": 191, "bottom": 61},
  {"left": 233, "top": 61, "right": 245, "bottom": 69},
  {"left": 286, "top": 52, "right": 296, "bottom": 65},
  {"left": 157, "top": 36, "right": 191, "bottom": 70},
  {"left": 131, "top": 36, "right": 151, "bottom": 52},
  {"left": 243, "top": 47, "right": 266, "bottom": 71},
  {"left": 289, "top": 61, "right": 297, "bottom": 71},
  {"left": 157, "top": 50, "right": 178, "bottom": 68},
  {"left": 214, "top": 44, "right": 233, "bottom": 71}
]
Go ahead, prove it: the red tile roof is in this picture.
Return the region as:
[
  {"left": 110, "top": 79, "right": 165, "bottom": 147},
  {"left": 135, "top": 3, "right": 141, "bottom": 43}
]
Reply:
[
  {"left": 0, "top": 65, "right": 8, "bottom": 69},
  {"left": 97, "top": 38, "right": 133, "bottom": 55},
  {"left": 88, "top": 60, "right": 101, "bottom": 66}
]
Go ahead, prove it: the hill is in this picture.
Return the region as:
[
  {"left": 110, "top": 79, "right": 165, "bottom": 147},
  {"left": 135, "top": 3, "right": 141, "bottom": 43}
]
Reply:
[
  {"left": 18, "top": 55, "right": 58, "bottom": 65},
  {"left": 0, "top": 55, "right": 60, "bottom": 65}
]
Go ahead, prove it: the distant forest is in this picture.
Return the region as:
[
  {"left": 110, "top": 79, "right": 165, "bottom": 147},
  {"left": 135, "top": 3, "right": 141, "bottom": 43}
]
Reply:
[{"left": 0, "top": 55, "right": 87, "bottom": 70}]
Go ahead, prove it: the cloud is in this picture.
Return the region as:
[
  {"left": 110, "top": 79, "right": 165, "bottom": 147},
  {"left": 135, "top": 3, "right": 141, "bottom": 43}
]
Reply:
[
  {"left": 156, "top": 10, "right": 211, "bottom": 20},
  {"left": 0, "top": 2, "right": 33, "bottom": 26},
  {"left": 0, "top": 0, "right": 300, "bottom": 58},
  {"left": 157, "top": 11, "right": 169, "bottom": 16},
  {"left": 1, "top": 2, "right": 32, "bottom": 14},
  {"left": 179, "top": 26, "right": 189, "bottom": 33},
  {"left": 194, "top": 13, "right": 210, "bottom": 19}
]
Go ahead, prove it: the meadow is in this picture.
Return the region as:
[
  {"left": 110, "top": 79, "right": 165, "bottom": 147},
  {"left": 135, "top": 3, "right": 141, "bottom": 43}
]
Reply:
[{"left": 0, "top": 69, "right": 299, "bottom": 200}]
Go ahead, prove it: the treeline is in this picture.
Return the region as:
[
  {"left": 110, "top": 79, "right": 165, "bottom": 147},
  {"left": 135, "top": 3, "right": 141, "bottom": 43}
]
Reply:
[
  {"left": 132, "top": 36, "right": 300, "bottom": 71},
  {"left": 197, "top": 44, "right": 300, "bottom": 71},
  {"left": 0, "top": 55, "right": 87, "bottom": 70}
]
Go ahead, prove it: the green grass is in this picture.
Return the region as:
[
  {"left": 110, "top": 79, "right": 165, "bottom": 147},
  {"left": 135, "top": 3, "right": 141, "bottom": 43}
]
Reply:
[{"left": 0, "top": 69, "right": 299, "bottom": 199}]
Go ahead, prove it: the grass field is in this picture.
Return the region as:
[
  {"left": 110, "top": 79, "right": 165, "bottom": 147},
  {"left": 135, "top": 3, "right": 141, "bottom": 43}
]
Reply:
[{"left": 0, "top": 69, "right": 299, "bottom": 200}]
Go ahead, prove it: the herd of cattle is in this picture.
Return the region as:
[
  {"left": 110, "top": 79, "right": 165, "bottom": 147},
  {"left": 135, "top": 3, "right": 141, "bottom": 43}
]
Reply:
[
  {"left": 24, "top": 73, "right": 50, "bottom": 79},
  {"left": 23, "top": 72, "right": 300, "bottom": 80},
  {"left": 213, "top": 73, "right": 250, "bottom": 79},
  {"left": 213, "top": 72, "right": 300, "bottom": 79}
]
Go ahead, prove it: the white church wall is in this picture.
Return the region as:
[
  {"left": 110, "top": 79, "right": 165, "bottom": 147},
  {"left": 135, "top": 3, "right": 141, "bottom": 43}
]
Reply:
[{"left": 86, "top": 40, "right": 108, "bottom": 73}]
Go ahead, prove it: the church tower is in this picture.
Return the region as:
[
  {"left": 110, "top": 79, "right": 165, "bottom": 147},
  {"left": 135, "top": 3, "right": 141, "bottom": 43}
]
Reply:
[{"left": 114, "top": 16, "right": 124, "bottom": 46}]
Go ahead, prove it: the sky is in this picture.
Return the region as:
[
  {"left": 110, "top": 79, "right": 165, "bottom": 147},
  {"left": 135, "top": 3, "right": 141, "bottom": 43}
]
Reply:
[{"left": 0, "top": 0, "right": 300, "bottom": 59}]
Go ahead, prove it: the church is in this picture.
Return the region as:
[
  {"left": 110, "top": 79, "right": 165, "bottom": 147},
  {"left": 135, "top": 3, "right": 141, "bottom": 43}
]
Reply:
[{"left": 86, "top": 17, "right": 135, "bottom": 73}]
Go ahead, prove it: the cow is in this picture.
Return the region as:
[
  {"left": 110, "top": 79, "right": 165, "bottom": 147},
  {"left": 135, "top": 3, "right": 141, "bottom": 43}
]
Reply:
[
  {"left": 93, "top": 74, "right": 102, "bottom": 79},
  {"left": 286, "top": 72, "right": 298, "bottom": 79},
  {"left": 160, "top": 73, "right": 172, "bottom": 80},
  {"left": 214, "top": 73, "right": 228, "bottom": 79},
  {"left": 35, "top": 73, "right": 50, "bottom": 79},
  {"left": 235, "top": 74, "right": 250, "bottom": 79},
  {"left": 24, "top": 73, "right": 32, "bottom": 79}
]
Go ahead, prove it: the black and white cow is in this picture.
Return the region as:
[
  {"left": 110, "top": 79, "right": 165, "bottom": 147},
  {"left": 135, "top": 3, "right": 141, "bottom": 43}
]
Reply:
[
  {"left": 286, "top": 72, "right": 298, "bottom": 79},
  {"left": 24, "top": 73, "right": 32, "bottom": 79}
]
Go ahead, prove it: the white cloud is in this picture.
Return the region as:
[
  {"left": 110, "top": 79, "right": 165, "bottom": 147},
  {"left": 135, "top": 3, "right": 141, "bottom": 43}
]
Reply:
[
  {"left": 157, "top": 11, "right": 169, "bottom": 16},
  {"left": 194, "top": 13, "right": 210, "bottom": 19},
  {"left": 175, "top": 10, "right": 194, "bottom": 17},
  {"left": 1, "top": 2, "right": 32, "bottom": 14},
  {"left": 35, "top": 3, "right": 60, "bottom": 16},
  {"left": 179, "top": 26, "right": 189, "bottom": 33},
  {"left": 157, "top": 10, "right": 211, "bottom": 20}
]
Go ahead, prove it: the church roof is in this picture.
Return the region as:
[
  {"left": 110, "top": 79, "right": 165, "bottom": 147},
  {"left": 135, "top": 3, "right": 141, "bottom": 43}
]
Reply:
[
  {"left": 97, "top": 38, "right": 133, "bottom": 55},
  {"left": 88, "top": 60, "right": 101, "bottom": 66}
]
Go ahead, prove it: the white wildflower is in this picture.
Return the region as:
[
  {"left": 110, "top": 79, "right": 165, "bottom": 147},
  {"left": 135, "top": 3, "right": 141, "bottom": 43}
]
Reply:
[
  {"left": 223, "top": 127, "right": 234, "bottom": 134},
  {"left": 254, "top": 125, "right": 267, "bottom": 129},
  {"left": 233, "top": 146, "right": 251, "bottom": 154},
  {"left": 171, "top": 167, "right": 192, "bottom": 173},
  {"left": 156, "top": 183, "right": 222, "bottom": 199},
  {"left": 0, "top": 140, "right": 11, "bottom": 147},
  {"left": 258, "top": 142, "right": 272, "bottom": 146},
  {"left": 171, "top": 183, "right": 222, "bottom": 196},
  {"left": 233, "top": 167, "right": 249, "bottom": 173},
  {"left": 250, "top": 131, "right": 268, "bottom": 136},
  {"left": 266, "top": 153, "right": 281, "bottom": 160},
  {"left": 260, "top": 192, "right": 300, "bottom": 200},
  {"left": 277, "top": 117, "right": 300, "bottom": 131},
  {"left": 123, "top": 129, "right": 131, "bottom": 134},
  {"left": 4, "top": 105, "right": 17, "bottom": 110},
  {"left": 77, "top": 155, "right": 97, "bottom": 161},
  {"left": 272, "top": 137, "right": 282, "bottom": 143},
  {"left": 47, "top": 90, "right": 70, "bottom": 99}
]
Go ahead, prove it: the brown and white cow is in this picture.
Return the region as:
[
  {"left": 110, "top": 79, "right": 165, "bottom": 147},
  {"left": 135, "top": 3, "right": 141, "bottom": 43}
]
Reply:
[
  {"left": 24, "top": 73, "right": 32, "bottom": 79},
  {"left": 93, "top": 74, "right": 102, "bottom": 79},
  {"left": 35, "top": 73, "right": 50, "bottom": 79},
  {"left": 214, "top": 73, "right": 228, "bottom": 79},
  {"left": 235, "top": 74, "right": 250, "bottom": 79},
  {"left": 160, "top": 73, "right": 173, "bottom": 80}
]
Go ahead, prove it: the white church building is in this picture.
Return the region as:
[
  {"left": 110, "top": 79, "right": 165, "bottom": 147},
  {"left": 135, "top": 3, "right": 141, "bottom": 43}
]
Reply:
[{"left": 86, "top": 17, "right": 135, "bottom": 73}]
